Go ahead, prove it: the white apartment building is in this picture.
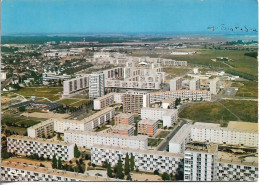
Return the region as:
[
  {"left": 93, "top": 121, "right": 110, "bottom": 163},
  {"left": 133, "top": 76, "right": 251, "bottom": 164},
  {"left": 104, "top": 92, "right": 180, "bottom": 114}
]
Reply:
[
  {"left": 217, "top": 159, "right": 258, "bottom": 181},
  {"left": 191, "top": 122, "right": 258, "bottom": 147},
  {"left": 42, "top": 73, "right": 71, "bottom": 81},
  {"left": 102, "top": 67, "right": 124, "bottom": 79},
  {"left": 141, "top": 107, "right": 178, "bottom": 127},
  {"left": 93, "top": 93, "right": 115, "bottom": 110},
  {"left": 27, "top": 119, "right": 55, "bottom": 138},
  {"left": 169, "top": 124, "right": 192, "bottom": 154},
  {"left": 1, "top": 161, "right": 114, "bottom": 181},
  {"left": 105, "top": 79, "right": 160, "bottom": 90},
  {"left": 170, "top": 77, "right": 183, "bottom": 91},
  {"left": 54, "top": 107, "right": 115, "bottom": 133},
  {"left": 114, "top": 93, "right": 123, "bottom": 103},
  {"left": 209, "top": 78, "right": 220, "bottom": 95},
  {"left": 189, "top": 78, "right": 200, "bottom": 90},
  {"left": 63, "top": 75, "right": 89, "bottom": 95},
  {"left": 184, "top": 143, "right": 218, "bottom": 181},
  {"left": 89, "top": 73, "right": 105, "bottom": 98},
  {"left": 159, "top": 59, "right": 187, "bottom": 66},
  {"left": 162, "top": 98, "right": 176, "bottom": 109},
  {"left": 150, "top": 90, "right": 211, "bottom": 103},
  {"left": 91, "top": 145, "right": 184, "bottom": 174},
  {"left": 7, "top": 135, "right": 74, "bottom": 161},
  {"left": 64, "top": 129, "right": 147, "bottom": 150}
]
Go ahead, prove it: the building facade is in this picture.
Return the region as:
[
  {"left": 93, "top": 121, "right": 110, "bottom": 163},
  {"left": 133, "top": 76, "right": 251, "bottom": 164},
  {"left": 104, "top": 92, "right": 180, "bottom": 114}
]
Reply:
[
  {"left": 89, "top": 73, "right": 105, "bottom": 98},
  {"left": 138, "top": 119, "right": 158, "bottom": 136}
]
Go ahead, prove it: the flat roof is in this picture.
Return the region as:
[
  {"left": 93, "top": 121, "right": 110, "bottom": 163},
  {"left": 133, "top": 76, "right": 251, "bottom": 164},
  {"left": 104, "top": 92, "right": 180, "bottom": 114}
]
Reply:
[
  {"left": 92, "top": 144, "right": 183, "bottom": 158},
  {"left": 1, "top": 161, "right": 115, "bottom": 181},
  {"left": 185, "top": 143, "right": 218, "bottom": 154},
  {"left": 115, "top": 113, "right": 134, "bottom": 119},
  {"left": 112, "top": 124, "right": 134, "bottom": 130},
  {"left": 227, "top": 121, "right": 258, "bottom": 132},
  {"left": 151, "top": 90, "right": 210, "bottom": 95},
  {"left": 169, "top": 124, "right": 192, "bottom": 144},
  {"left": 95, "top": 93, "right": 115, "bottom": 101},
  {"left": 138, "top": 119, "right": 158, "bottom": 125},
  {"left": 82, "top": 107, "right": 115, "bottom": 123},
  {"left": 194, "top": 122, "right": 220, "bottom": 128},
  {"left": 8, "top": 135, "right": 72, "bottom": 146},
  {"left": 64, "top": 129, "right": 147, "bottom": 141},
  {"left": 162, "top": 98, "right": 176, "bottom": 104},
  {"left": 27, "top": 119, "right": 54, "bottom": 130}
]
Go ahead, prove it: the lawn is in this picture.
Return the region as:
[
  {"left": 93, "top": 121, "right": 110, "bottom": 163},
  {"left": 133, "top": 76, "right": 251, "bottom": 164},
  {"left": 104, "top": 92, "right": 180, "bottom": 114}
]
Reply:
[
  {"left": 148, "top": 138, "right": 163, "bottom": 147},
  {"left": 162, "top": 49, "right": 258, "bottom": 81},
  {"left": 2, "top": 117, "right": 40, "bottom": 128},
  {"left": 15, "top": 87, "right": 63, "bottom": 101},
  {"left": 179, "top": 100, "right": 257, "bottom": 124},
  {"left": 155, "top": 131, "right": 170, "bottom": 138},
  {"left": 231, "top": 81, "right": 258, "bottom": 98},
  {"left": 70, "top": 100, "right": 91, "bottom": 107},
  {"left": 163, "top": 67, "right": 191, "bottom": 77},
  {"left": 58, "top": 99, "right": 78, "bottom": 106}
]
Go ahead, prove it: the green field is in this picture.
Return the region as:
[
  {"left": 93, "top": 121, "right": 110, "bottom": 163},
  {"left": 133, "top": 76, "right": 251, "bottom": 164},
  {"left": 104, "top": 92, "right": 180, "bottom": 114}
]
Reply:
[
  {"left": 70, "top": 100, "right": 91, "bottom": 107},
  {"left": 148, "top": 138, "right": 163, "bottom": 147},
  {"left": 162, "top": 49, "right": 258, "bottom": 80},
  {"left": 163, "top": 67, "right": 191, "bottom": 77},
  {"left": 15, "top": 87, "right": 63, "bottom": 101},
  {"left": 179, "top": 100, "right": 257, "bottom": 123},
  {"left": 2, "top": 117, "right": 40, "bottom": 128},
  {"left": 58, "top": 99, "right": 78, "bottom": 106},
  {"left": 231, "top": 81, "right": 258, "bottom": 98},
  {"left": 155, "top": 131, "right": 170, "bottom": 138}
]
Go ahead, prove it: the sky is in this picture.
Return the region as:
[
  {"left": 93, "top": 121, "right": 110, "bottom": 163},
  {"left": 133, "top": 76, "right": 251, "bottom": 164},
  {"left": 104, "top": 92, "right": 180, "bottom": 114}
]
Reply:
[{"left": 1, "top": 0, "right": 258, "bottom": 35}]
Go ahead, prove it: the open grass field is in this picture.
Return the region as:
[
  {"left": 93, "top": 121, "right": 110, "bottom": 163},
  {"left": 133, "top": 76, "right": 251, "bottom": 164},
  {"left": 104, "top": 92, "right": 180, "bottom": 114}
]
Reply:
[
  {"left": 70, "top": 100, "right": 91, "bottom": 107},
  {"left": 148, "top": 138, "right": 163, "bottom": 147},
  {"left": 2, "top": 117, "right": 40, "bottom": 127},
  {"left": 231, "top": 81, "right": 258, "bottom": 98},
  {"left": 163, "top": 67, "right": 191, "bottom": 77},
  {"left": 155, "top": 131, "right": 170, "bottom": 138},
  {"left": 15, "top": 87, "right": 63, "bottom": 101},
  {"left": 162, "top": 49, "right": 258, "bottom": 81},
  {"left": 179, "top": 100, "right": 257, "bottom": 123},
  {"left": 58, "top": 99, "right": 78, "bottom": 106}
]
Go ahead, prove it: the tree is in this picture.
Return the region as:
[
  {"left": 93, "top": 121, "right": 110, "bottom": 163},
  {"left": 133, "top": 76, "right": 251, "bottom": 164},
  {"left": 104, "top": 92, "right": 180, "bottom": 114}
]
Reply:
[
  {"left": 116, "top": 155, "right": 124, "bottom": 179},
  {"left": 52, "top": 154, "right": 57, "bottom": 169},
  {"left": 130, "top": 153, "right": 135, "bottom": 171},
  {"left": 19, "top": 106, "right": 26, "bottom": 112},
  {"left": 162, "top": 172, "right": 170, "bottom": 181},
  {"left": 154, "top": 169, "right": 160, "bottom": 175},
  {"left": 127, "top": 173, "right": 132, "bottom": 181},
  {"left": 124, "top": 153, "right": 130, "bottom": 175},
  {"left": 58, "top": 157, "right": 62, "bottom": 169},
  {"left": 107, "top": 163, "right": 113, "bottom": 178},
  {"left": 74, "top": 144, "right": 81, "bottom": 158}
]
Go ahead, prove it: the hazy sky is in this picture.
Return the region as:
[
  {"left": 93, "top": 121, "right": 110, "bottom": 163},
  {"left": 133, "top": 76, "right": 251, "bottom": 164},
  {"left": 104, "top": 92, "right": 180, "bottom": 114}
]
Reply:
[{"left": 1, "top": 0, "right": 258, "bottom": 35}]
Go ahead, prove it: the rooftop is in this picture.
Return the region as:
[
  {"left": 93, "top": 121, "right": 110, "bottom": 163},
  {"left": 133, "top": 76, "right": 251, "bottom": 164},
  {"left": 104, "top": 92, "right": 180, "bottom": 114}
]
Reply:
[
  {"left": 162, "top": 98, "right": 176, "bottom": 104},
  {"left": 169, "top": 124, "right": 192, "bottom": 144},
  {"left": 185, "top": 142, "right": 218, "bottom": 154},
  {"left": 138, "top": 119, "right": 157, "bottom": 125},
  {"left": 115, "top": 113, "right": 134, "bottom": 119},
  {"left": 1, "top": 161, "right": 115, "bottom": 181},
  {"left": 27, "top": 119, "right": 54, "bottom": 130},
  {"left": 111, "top": 124, "right": 134, "bottom": 130},
  {"left": 227, "top": 121, "right": 258, "bottom": 132},
  {"left": 94, "top": 92, "right": 115, "bottom": 100},
  {"left": 194, "top": 122, "right": 220, "bottom": 128},
  {"left": 8, "top": 135, "right": 72, "bottom": 146},
  {"left": 64, "top": 129, "right": 147, "bottom": 141},
  {"left": 151, "top": 90, "right": 210, "bottom": 95}
]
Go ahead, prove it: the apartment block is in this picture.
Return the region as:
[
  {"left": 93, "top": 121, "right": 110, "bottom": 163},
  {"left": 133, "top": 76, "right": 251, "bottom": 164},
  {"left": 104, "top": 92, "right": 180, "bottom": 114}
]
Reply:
[
  {"left": 64, "top": 129, "right": 147, "bottom": 150},
  {"left": 114, "top": 113, "right": 134, "bottom": 126},
  {"left": 150, "top": 90, "right": 211, "bottom": 103},
  {"left": 111, "top": 124, "right": 134, "bottom": 136},
  {"left": 63, "top": 75, "right": 89, "bottom": 95},
  {"left": 54, "top": 107, "right": 115, "bottom": 133},
  {"left": 184, "top": 143, "right": 218, "bottom": 181},
  {"left": 102, "top": 67, "right": 124, "bottom": 79},
  {"left": 89, "top": 73, "right": 105, "bottom": 98},
  {"left": 159, "top": 59, "right": 187, "bottom": 67},
  {"left": 105, "top": 79, "right": 160, "bottom": 90},
  {"left": 162, "top": 98, "right": 176, "bottom": 109},
  {"left": 209, "top": 78, "right": 220, "bottom": 95},
  {"left": 191, "top": 122, "right": 258, "bottom": 147},
  {"left": 170, "top": 77, "right": 182, "bottom": 91},
  {"left": 169, "top": 124, "right": 192, "bottom": 154},
  {"left": 93, "top": 93, "right": 115, "bottom": 110},
  {"left": 7, "top": 135, "right": 74, "bottom": 161},
  {"left": 141, "top": 107, "right": 178, "bottom": 127},
  {"left": 91, "top": 145, "right": 184, "bottom": 174},
  {"left": 1, "top": 161, "right": 113, "bottom": 181},
  {"left": 122, "top": 91, "right": 150, "bottom": 114},
  {"left": 138, "top": 119, "right": 158, "bottom": 136},
  {"left": 27, "top": 119, "right": 55, "bottom": 138},
  {"left": 189, "top": 78, "right": 200, "bottom": 90}
]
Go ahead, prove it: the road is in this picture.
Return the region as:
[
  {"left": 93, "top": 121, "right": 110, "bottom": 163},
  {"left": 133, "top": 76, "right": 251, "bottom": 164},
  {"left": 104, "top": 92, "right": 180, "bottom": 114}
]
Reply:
[{"left": 157, "top": 119, "right": 188, "bottom": 151}]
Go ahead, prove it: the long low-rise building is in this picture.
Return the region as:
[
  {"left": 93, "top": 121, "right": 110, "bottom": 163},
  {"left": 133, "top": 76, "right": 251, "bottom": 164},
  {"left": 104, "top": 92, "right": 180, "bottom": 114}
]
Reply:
[
  {"left": 91, "top": 145, "right": 184, "bottom": 174},
  {"left": 27, "top": 119, "right": 55, "bottom": 138},
  {"left": 63, "top": 75, "right": 89, "bottom": 95},
  {"left": 7, "top": 135, "right": 74, "bottom": 161},
  {"left": 105, "top": 79, "right": 160, "bottom": 90},
  {"left": 54, "top": 107, "right": 115, "bottom": 133},
  {"left": 191, "top": 122, "right": 258, "bottom": 147},
  {"left": 64, "top": 129, "right": 147, "bottom": 150},
  {"left": 93, "top": 93, "right": 115, "bottom": 110},
  {"left": 1, "top": 161, "right": 115, "bottom": 181},
  {"left": 141, "top": 107, "right": 178, "bottom": 127},
  {"left": 150, "top": 90, "right": 211, "bottom": 103}
]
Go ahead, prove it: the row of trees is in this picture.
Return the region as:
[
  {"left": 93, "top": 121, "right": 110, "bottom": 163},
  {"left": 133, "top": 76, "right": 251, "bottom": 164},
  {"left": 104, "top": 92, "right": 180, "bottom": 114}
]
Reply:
[{"left": 106, "top": 153, "right": 135, "bottom": 180}]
